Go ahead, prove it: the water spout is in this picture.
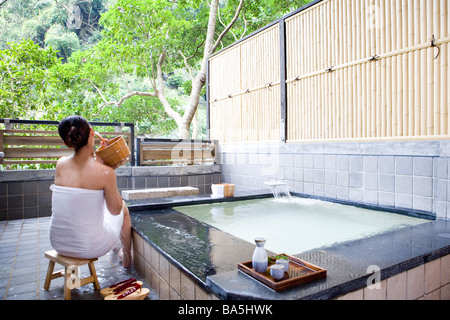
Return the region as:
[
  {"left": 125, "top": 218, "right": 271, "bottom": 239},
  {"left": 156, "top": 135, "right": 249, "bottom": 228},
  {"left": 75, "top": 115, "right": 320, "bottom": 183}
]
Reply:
[{"left": 264, "top": 181, "right": 291, "bottom": 199}]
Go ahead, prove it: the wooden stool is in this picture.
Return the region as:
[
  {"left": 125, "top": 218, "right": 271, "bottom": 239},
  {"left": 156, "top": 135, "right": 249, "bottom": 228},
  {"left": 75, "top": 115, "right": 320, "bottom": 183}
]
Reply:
[{"left": 43, "top": 249, "right": 100, "bottom": 300}]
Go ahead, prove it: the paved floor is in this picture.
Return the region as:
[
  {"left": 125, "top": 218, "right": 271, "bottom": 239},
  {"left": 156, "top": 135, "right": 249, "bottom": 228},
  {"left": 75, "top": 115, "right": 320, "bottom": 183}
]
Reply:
[{"left": 0, "top": 216, "right": 158, "bottom": 300}]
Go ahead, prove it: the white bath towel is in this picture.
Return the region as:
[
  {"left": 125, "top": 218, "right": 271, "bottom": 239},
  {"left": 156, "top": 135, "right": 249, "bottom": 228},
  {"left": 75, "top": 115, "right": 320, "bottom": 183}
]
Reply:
[{"left": 49, "top": 184, "right": 123, "bottom": 259}]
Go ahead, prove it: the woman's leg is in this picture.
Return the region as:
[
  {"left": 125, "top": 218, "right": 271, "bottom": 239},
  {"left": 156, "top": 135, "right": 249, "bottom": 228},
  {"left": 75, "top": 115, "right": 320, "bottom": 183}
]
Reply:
[{"left": 120, "top": 201, "right": 132, "bottom": 267}]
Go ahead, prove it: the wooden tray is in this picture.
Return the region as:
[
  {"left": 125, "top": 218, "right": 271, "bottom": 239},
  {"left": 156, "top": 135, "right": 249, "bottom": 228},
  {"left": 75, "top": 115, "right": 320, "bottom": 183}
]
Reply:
[{"left": 238, "top": 253, "right": 326, "bottom": 292}]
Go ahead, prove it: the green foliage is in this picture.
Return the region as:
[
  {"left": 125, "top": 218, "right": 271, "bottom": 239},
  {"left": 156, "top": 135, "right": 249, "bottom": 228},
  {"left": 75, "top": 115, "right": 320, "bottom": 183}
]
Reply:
[
  {"left": 0, "top": 39, "right": 60, "bottom": 119},
  {"left": 116, "top": 96, "right": 178, "bottom": 137},
  {"left": 45, "top": 24, "right": 81, "bottom": 62},
  {"left": 0, "top": 0, "right": 111, "bottom": 50},
  {"left": 0, "top": 0, "right": 312, "bottom": 139},
  {"left": 97, "top": 0, "right": 190, "bottom": 75}
]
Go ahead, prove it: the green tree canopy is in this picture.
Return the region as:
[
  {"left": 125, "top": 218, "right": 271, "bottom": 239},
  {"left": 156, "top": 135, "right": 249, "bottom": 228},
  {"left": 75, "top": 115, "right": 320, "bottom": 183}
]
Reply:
[
  {"left": 45, "top": 24, "right": 80, "bottom": 62},
  {"left": 0, "top": 39, "right": 60, "bottom": 118},
  {"left": 68, "top": 0, "right": 309, "bottom": 138},
  {"left": 1, "top": 0, "right": 310, "bottom": 138}
]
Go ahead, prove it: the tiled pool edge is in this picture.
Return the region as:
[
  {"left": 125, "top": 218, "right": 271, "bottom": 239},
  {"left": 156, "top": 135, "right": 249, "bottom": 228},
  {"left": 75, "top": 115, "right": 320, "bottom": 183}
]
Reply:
[
  {"left": 336, "top": 252, "right": 450, "bottom": 300},
  {"left": 206, "top": 220, "right": 450, "bottom": 300},
  {"left": 334, "top": 223, "right": 450, "bottom": 300},
  {"left": 205, "top": 250, "right": 450, "bottom": 300},
  {"left": 131, "top": 218, "right": 450, "bottom": 300},
  {"left": 131, "top": 227, "right": 220, "bottom": 300}
]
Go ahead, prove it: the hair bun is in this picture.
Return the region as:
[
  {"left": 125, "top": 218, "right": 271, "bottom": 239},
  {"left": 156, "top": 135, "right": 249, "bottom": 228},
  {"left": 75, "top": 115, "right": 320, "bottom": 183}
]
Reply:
[
  {"left": 66, "top": 126, "right": 82, "bottom": 148},
  {"left": 58, "top": 115, "right": 91, "bottom": 152}
]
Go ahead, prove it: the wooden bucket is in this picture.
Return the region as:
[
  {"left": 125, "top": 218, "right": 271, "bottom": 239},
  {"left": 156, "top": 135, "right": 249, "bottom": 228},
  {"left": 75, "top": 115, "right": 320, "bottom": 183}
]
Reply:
[
  {"left": 95, "top": 136, "right": 130, "bottom": 166},
  {"left": 211, "top": 183, "right": 235, "bottom": 198}
]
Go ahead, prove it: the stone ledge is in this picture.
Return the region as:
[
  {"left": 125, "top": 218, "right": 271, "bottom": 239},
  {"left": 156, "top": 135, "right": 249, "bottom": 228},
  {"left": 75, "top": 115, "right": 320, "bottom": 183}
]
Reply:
[
  {"left": 0, "top": 165, "right": 221, "bottom": 182},
  {"left": 122, "top": 186, "right": 199, "bottom": 200},
  {"left": 116, "top": 164, "right": 221, "bottom": 177}
]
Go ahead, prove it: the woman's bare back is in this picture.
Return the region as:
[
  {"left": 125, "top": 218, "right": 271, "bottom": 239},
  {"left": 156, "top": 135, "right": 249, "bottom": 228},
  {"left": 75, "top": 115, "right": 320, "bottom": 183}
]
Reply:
[{"left": 55, "top": 155, "right": 111, "bottom": 190}]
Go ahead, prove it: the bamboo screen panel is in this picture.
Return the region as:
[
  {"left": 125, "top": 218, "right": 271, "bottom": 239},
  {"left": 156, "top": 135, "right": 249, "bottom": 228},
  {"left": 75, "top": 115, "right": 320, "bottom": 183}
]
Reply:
[
  {"left": 209, "top": 25, "right": 280, "bottom": 143},
  {"left": 286, "top": 0, "right": 450, "bottom": 142}
]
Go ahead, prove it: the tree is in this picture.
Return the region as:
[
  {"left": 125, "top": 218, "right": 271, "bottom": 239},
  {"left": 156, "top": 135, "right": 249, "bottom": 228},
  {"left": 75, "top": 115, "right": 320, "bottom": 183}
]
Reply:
[
  {"left": 75, "top": 0, "right": 309, "bottom": 139},
  {"left": 45, "top": 24, "right": 80, "bottom": 62},
  {"left": 1, "top": 0, "right": 310, "bottom": 137},
  {"left": 0, "top": 0, "right": 112, "bottom": 51},
  {"left": 0, "top": 39, "right": 60, "bottom": 118},
  {"left": 75, "top": 0, "right": 212, "bottom": 139}
]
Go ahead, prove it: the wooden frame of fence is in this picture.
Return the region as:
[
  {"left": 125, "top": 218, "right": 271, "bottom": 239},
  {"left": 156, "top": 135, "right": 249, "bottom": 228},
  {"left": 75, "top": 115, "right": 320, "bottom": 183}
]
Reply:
[
  {"left": 136, "top": 138, "right": 217, "bottom": 166},
  {"left": 0, "top": 119, "right": 135, "bottom": 166},
  {"left": 208, "top": 23, "right": 281, "bottom": 144},
  {"left": 207, "top": 0, "right": 450, "bottom": 144}
]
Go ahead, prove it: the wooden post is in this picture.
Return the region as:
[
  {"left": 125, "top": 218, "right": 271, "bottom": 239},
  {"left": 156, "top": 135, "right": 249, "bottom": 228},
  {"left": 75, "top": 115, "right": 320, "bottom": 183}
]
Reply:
[
  {"left": 414, "top": 0, "right": 421, "bottom": 136},
  {"left": 407, "top": 0, "right": 414, "bottom": 137},
  {"left": 396, "top": 0, "right": 403, "bottom": 136},
  {"left": 427, "top": 0, "right": 434, "bottom": 135},
  {"left": 386, "top": 0, "right": 393, "bottom": 137},
  {"left": 433, "top": 0, "right": 440, "bottom": 135},
  {"left": 280, "top": 18, "right": 287, "bottom": 142},
  {"left": 420, "top": 0, "right": 427, "bottom": 135},
  {"left": 401, "top": 0, "right": 408, "bottom": 136},
  {"left": 440, "top": 0, "right": 448, "bottom": 135},
  {"left": 206, "top": 59, "right": 211, "bottom": 140},
  {"left": 380, "top": 0, "right": 387, "bottom": 137}
]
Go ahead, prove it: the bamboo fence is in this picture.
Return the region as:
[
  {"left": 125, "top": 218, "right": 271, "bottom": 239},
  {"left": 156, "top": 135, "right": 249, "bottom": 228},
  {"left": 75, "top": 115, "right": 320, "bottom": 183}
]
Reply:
[
  {"left": 209, "top": 0, "right": 449, "bottom": 144},
  {"left": 209, "top": 25, "right": 280, "bottom": 143}
]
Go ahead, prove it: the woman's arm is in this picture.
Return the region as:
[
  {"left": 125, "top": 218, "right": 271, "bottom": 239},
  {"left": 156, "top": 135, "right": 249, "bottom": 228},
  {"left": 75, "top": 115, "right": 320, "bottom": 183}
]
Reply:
[{"left": 102, "top": 166, "right": 124, "bottom": 216}]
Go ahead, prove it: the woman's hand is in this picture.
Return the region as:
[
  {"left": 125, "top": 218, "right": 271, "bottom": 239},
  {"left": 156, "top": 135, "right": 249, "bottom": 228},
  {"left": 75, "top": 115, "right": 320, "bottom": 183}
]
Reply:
[
  {"left": 111, "top": 158, "right": 128, "bottom": 169},
  {"left": 95, "top": 139, "right": 128, "bottom": 169}
]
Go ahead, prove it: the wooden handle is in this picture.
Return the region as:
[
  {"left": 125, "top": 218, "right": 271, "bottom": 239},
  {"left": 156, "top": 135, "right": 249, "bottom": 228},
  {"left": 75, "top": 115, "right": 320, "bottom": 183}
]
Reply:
[{"left": 94, "top": 132, "right": 108, "bottom": 145}]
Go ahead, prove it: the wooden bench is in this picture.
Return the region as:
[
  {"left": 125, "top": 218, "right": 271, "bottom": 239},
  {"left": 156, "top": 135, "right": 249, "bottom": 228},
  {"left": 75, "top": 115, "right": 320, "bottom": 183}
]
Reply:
[
  {"left": 122, "top": 186, "right": 199, "bottom": 200},
  {"left": 43, "top": 250, "right": 100, "bottom": 300}
]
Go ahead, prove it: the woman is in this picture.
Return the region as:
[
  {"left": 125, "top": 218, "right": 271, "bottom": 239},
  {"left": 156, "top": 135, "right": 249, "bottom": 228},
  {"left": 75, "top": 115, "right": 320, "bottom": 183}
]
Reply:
[{"left": 49, "top": 115, "right": 132, "bottom": 267}]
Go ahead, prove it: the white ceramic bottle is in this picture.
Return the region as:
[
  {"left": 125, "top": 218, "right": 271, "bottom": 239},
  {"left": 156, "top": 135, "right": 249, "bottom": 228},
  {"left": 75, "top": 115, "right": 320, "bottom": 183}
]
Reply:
[{"left": 252, "top": 237, "right": 268, "bottom": 273}]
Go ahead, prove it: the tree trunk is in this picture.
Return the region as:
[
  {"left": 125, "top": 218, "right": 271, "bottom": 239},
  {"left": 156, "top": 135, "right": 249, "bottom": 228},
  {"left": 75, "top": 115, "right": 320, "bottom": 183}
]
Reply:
[
  {"left": 96, "top": 0, "right": 243, "bottom": 140},
  {"left": 192, "top": 110, "right": 198, "bottom": 139},
  {"left": 178, "top": 121, "right": 191, "bottom": 139},
  {"left": 180, "top": 0, "right": 220, "bottom": 139}
]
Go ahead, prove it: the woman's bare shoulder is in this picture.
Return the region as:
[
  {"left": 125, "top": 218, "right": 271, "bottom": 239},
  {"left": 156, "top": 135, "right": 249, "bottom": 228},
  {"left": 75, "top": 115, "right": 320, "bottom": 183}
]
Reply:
[
  {"left": 56, "top": 155, "right": 70, "bottom": 165},
  {"left": 92, "top": 159, "right": 116, "bottom": 181},
  {"left": 55, "top": 156, "right": 72, "bottom": 171}
]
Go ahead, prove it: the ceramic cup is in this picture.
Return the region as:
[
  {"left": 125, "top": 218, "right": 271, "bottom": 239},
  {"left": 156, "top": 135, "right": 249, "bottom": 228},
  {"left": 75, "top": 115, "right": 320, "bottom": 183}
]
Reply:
[
  {"left": 269, "top": 264, "right": 285, "bottom": 280},
  {"left": 276, "top": 259, "right": 289, "bottom": 273}
]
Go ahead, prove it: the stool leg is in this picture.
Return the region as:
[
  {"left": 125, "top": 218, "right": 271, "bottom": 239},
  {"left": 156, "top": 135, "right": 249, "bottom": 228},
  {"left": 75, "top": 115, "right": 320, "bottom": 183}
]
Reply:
[
  {"left": 64, "top": 267, "right": 71, "bottom": 300},
  {"left": 88, "top": 262, "right": 100, "bottom": 290},
  {"left": 44, "top": 260, "right": 55, "bottom": 290}
]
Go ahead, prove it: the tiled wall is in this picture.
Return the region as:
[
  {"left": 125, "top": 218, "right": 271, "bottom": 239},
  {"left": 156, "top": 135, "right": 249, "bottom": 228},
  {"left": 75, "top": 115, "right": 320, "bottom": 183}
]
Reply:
[
  {"left": 219, "top": 140, "right": 450, "bottom": 219},
  {"left": 0, "top": 171, "right": 54, "bottom": 220},
  {"left": 116, "top": 165, "right": 221, "bottom": 197},
  {"left": 133, "top": 231, "right": 219, "bottom": 300},
  {"left": 337, "top": 254, "right": 450, "bottom": 300},
  {"left": 0, "top": 165, "right": 221, "bottom": 221}
]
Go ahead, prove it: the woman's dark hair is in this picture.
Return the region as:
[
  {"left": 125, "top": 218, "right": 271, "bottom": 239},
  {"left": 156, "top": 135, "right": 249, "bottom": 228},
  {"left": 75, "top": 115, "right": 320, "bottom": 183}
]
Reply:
[{"left": 58, "top": 115, "right": 91, "bottom": 152}]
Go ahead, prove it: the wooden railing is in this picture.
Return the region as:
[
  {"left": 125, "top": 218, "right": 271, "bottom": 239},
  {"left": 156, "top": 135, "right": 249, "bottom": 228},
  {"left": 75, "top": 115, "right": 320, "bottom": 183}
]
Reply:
[
  {"left": 0, "top": 120, "right": 218, "bottom": 167},
  {"left": 137, "top": 138, "right": 217, "bottom": 166},
  {"left": 0, "top": 119, "right": 135, "bottom": 166}
]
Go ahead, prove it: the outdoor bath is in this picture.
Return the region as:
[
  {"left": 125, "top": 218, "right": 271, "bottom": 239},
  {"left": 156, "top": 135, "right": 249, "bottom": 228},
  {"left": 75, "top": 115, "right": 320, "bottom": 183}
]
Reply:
[
  {"left": 128, "top": 192, "right": 450, "bottom": 300},
  {"left": 2, "top": 0, "right": 450, "bottom": 302},
  {"left": 176, "top": 196, "right": 427, "bottom": 254}
]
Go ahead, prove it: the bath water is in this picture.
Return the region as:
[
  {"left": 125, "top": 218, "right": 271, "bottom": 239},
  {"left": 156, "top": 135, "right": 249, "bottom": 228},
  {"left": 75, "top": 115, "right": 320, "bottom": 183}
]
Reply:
[{"left": 175, "top": 197, "right": 428, "bottom": 254}]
